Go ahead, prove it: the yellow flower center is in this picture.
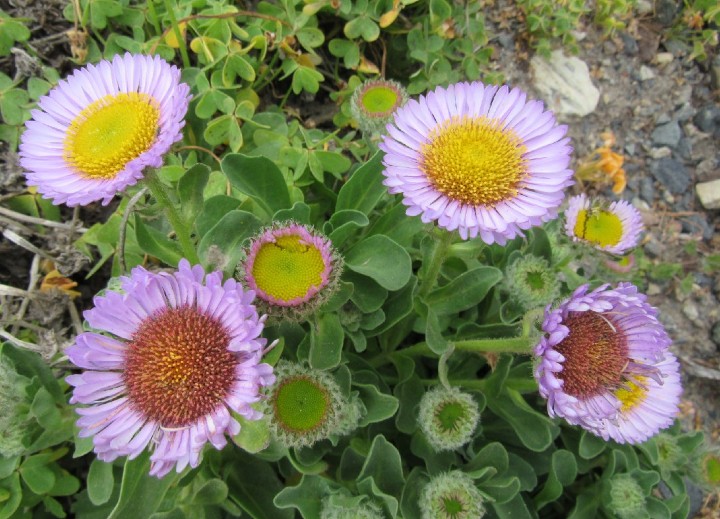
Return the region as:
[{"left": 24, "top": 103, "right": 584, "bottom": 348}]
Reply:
[
  {"left": 615, "top": 377, "right": 648, "bottom": 412},
  {"left": 63, "top": 92, "right": 160, "bottom": 179},
  {"left": 360, "top": 84, "right": 400, "bottom": 117},
  {"left": 574, "top": 209, "right": 624, "bottom": 247},
  {"left": 252, "top": 234, "right": 326, "bottom": 303},
  {"left": 420, "top": 116, "right": 527, "bottom": 206}
]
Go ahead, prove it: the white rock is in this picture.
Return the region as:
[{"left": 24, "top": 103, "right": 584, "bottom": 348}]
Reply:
[
  {"left": 639, "top": 65, "right": 656, "bottom": 81},
  {"left": 530, "top": 50, "right": 600, "bottom": 117},
  {"left": 636, "top": 0, "right": 652, "bottom": 14},
  {"left": 649, "top": 146, "right": 672, "bottom": 159},
  {"left": 655, "top": 52, "right": 674, "bottom": 65},
  {"left": 696, "top": 179, "right": 720, "bottom": 210}
]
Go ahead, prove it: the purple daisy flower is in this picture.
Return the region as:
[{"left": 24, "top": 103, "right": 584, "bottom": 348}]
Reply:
[
  {"left": 20, "top": 53, "right": 190, "bottom": 206},
  {"left": 534, "top": 282, "right": 681, "bottom": 444},
  {"left": 242, "top": 223, "right": 340, "bottom": 315},
  {"left": 565, "top": 194, "right": 644, "bottom": 254},
  {"left": 67, "top": 260, "right": 274, "bottom": 478},
  {"left": 379, "top": 81, "right": 574, "bottom": 244}
]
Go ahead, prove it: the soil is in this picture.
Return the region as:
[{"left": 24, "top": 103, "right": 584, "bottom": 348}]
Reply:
[{"left": 1, "top": 0, "right": 719, "bottom": 515}]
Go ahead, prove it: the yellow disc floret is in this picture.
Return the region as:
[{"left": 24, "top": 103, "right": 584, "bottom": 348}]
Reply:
[
  {"left": 251, "top": 234, "right": 325, "bottom": 303},
  {"left": 420, "top": 116, "right": 527, "bottom": 206},
  {"left": 574, "top": 209, "right": 624, "bottom": 247},
  {"left": 63, "top": 92, "right": 160, "bottom": 179},
  {"left": 615, "top": 377, "right": 648, "bottom": 412}
]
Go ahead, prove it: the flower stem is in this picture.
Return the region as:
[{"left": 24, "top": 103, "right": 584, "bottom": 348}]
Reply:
[
  {"left": 162, "top": 0, "right": 190, "bottom": 69},
  {"left": 419, "top": 229, "right": 454, "bottom": 299},
  {"left": 144, "top": 170, "right": 199, "bottom": 265},
  {"left": 453, "top": 336, "right": 535, "bottom": 354}
]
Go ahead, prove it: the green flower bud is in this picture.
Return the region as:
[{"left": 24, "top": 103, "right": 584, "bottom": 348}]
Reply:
[
  {"left": 419, "top": 471, "right": 485, "bottom": 519},
  {"left": 504, "top": 255, "right": 560, "bottom": 309},
  {"left": 265, "top": 362, "right": 362, "bottom": 448},
  {"left": 654, "top": 433, "right": 686, "bottom": 479},
  {"left": 417, "top": 387, "right": 479, "bottom": 452},
  {"left": 608, "top": 474, "right": 646, "bottom": 519},
  {"left": 350, "top": 79, "right": 408, "bottom": 136}
]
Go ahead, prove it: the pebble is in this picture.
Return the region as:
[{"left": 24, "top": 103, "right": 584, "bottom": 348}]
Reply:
[
  {"left": 655, "top": 52, "right": 674, "bottom": 65},
  {"left": 711, "top": 55, "right": 720, "bottom": 90},
  {"left": 696, "top": 179, "right": 720, "bottom": 210},
  {"left": 711, "top": 321, "right": 720, "bottom": 349},
  {"left": 636, "top": 0, "right": 652, "bottom": 15},
  {"left": 655, "top": 0, "right": 678, "bottom": 26},
  {"left": 647, "top": 282, "right": 662, "bottom": 295},
  {"left": 693, "top": 105, "right": 720, "bottom": 134},
  {"left": 649, "top": 146, "right": 672, "bottom": 159},
  {"left": 497, "top": 32, "right": 514, "bottom": 50},
  {"left": 674, "top": 105, "right": 695, "bottom": 122},
  {"left": 649, "top": 157, "right": 691, "bottom": 194},
  {"left": 639, "top": 177, "right": 656, "bottom": 203},
  {"left": 624, "top": 142, "right": 636, "bottom": 156},
  {"left": 530, "top": 51, "right": 600, "bottom": 117},
  {"left": 639, "top": 65, "right": 655, "bottom": 81},
  {"left": 651, "top": 121, "right": 682, "bottom": 148},
  {"left": 632, "top": 197, "right": 650, "bottom": 211},
  {"left": 620, "top": 33, "right": 638, "bottom": 56},
  {"left": 644, "top": 241, "right": 665, "bottom": 259},
  {"left": 676, "top": 138, "right": 692, "bottom": 161},
  {"left": 681, "top": 214, "right": 714, "bottom": 241},
  {"left": 683, "top": 300, "right": 702, "bottom": 326}
]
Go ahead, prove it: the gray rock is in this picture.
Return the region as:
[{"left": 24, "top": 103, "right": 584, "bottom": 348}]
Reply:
[
  {"left": 676, "top": 137, "right": 692, "bottom": 161},
  {"left": 639, "top": 65, "right": 655, "bottom": 81},
  {"left": 639, "top": 177, "right": 656, "bottom": 203},
  {"left": 711, "top": 55, "right": 720, "bottom": 90},
  {"left": 712, "top": 321, "right": 720, "bottom": 349},
  {"left": 644, "top": 240, "right": 664, "bottom": 258},
  {"left": 624, "top": 142, "right": 636, "bottom": 156},
  {"left": 651, "top": 121, "right": 682, "bottom": 148},
  {"left": 497, "top": 32, "right": 514, "bottom": 50},
  {"left": 693, "top": 272, "right": 711, "bottom": 288},
  {"left": 686, "top": 478, "right": 705, "bottom": 519},
  {"left": 656, "top": 0, "right": 679, "bottom": 26},
  {"left": 656, "top": 113, "right": 672, "bottom": 125},
  {"left": 693, "top": 105, "right": 720, "bottom": 134},
  {"left": 649, "top": 157, "right": 690, "bottom": 194},
  {"left": 664, "top": 39, "right": 690, "bottom": 57},
  {"left": 674, "top": 105, "right": 694, "bottom": 122},
  {"left": 620, "top": 33, "right": 638, "bottom": 56},
  {"left": 530, "top": 51, "right": 600, "bottom": 117},
  {"left": 681, "top": 214, "right": 713, "bottom": 241}
]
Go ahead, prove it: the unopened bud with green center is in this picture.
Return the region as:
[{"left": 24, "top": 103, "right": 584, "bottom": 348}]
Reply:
[
  {"left": 240, "top": 223, "right": 343, "bottom": 322},
  {"left": 266, "top": 362, "right": 361, "bottom": 448},
  {"left": 654, "top": 433, "right": 686, "bottom": 479},
  {"left": 417, "top": 387, "right": 479, "bottom": 452},
  {"left": 504, "top": 255, "right": 560, "bottom": 310},
  {"left": 0, "top": 356, "right": 33, "bottom": 457},
  {"left": 351, "top": 79, "right": 408, "bottom": 135},
  {"left": 419, "top": 470, "right": 485, "bottom": 519},
  {"left": 320, "top": 497, "right": 383, "bottom": 519},
  {"left": 608, "top": 474, "right": 646, "bottom": 519}
]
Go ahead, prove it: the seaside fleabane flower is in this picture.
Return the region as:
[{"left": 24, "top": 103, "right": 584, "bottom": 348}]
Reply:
[
  {"left": 240, "top": 223, "right": 342, "bottom": 320},
  {"left": 534, "top": 283, "right": 681, "bottom": 444},
  {"left": 66, "top": 260, "right": 274, "bottom": 478},
  {"left": 380, "top": 81, "right": 574, "bottom": 244},
  {"left": 19, "top": 53, "right": 191, "bottom": 206},
  {"left": 565, "top": 194, "right": 643, "bottom": 254}
]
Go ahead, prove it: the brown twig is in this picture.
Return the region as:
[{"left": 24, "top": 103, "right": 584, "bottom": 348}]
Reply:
[{"left": 176, "top": 145, "right": 222, "bottom": 164}]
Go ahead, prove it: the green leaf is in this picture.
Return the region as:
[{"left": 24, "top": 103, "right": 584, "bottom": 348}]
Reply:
[
  {"left": 273, "top": 202, "right": 311, "bottom": 224},
  {"left": 107, "top": 452, "right": 178, "bottom": 519},
  {"left": 578, "top": 429, "right": 607, "bottom": 459},
  {"left": 193, "top": 479, "right": 228, "bottom": 506},
  {"left": 534, "top": 449, "right": 577, "bottom": 509},
  {"left": 0, "top": 474, "right": 21, "bottom": 519},
  {"left": 328, "top": 209, "right": 369, "bottom": 247},
  {"left": 87, "top": 459, "right": 114, "bottom": 506},
  {"left": 225, "top": 450, "right": 294, "bottom": 519},
  {"left": 367, "top": 202, "right": 426, "bottom": 247},
  {"left": 222, "top": 154, "right": 291, "bottom": 219},
  {"left": 425, "top": 266, "right": 502, "bottom": 315},
  {"left": 296, "top": 28, "right": 325, "bottom": 50},
  {"left": 233, "top": 415, "right": 271, "bottom": 454},
  {"left": 491, "top": 493, "right": 534, "bottom": 519},
  {"left": 134, "top": 215, "right": 184, "bottom": 267},
  {"left": 291, "top": 67, "right": 323, "bottom": 94},
  {"left": 567, "top": 491, "right": 600, "bottom": 519},
  {"left": 177, "top": 164, "right": 210, "bottom": 226},
  {"left": 355, "top": 383, "right": 399, "bottom": 426},
  {"left": 197, "top": 209, "right": 261, "bottom": 274},
  {"left": 345, "top": 235, "right": 411, "bottom": 291},
  {"left": 478, "top": 476, "right": 521, "bottom": 504},
  {"left": 346, "top": 272, "right": 387, "bottom": 313},
  {"left": 274, "top": 475, "right": 332, "bottom": 519},
  {"left": 19, "top": 458, "right": 55, "bottom": 494},
  {"left": 485, "top": 389, "right": 556, "bottom": 452},
  {"left": 357, "top": 435, "right": 405, "bottom": 498},
  {"left": 196, "top": 195, "right": 241, "bottom": 237},
  {"left": 368, "top": 277, "right": 417, "bottom": 336},
  {"left": 344, "top": 16, "right": 380, "bottom": 41},
  {"left": 309, "top": 313, "right": 344, "bottom": 370},
  {"left": 399, "top": 468, "right": 428, "bottom": 519},
  {"left": 336, "top": 151, "right": 386, "bottom": 215},
  {"left": 465, "top": 442, "right": 508, "bottom": 475}
]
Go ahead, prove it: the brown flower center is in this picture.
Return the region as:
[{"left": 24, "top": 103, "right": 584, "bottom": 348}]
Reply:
[
  {"left": 123, "top": 306, "right": 237, "bottom": 427},
  {"left": 554, "top": 311, "right": 628, "bottom": 398}
]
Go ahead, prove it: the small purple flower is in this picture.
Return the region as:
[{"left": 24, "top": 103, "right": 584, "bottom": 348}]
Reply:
[
  {"left": 565, "top": 194, "right": 644, "bottom": 254},
  {"left": 380, "top": 81, "right": 574, "bottom": 244},
  {"left": 534, "top": 283, "right": 681, "bottom": 444},
  {"left": 67, "top": 260, "right": 274, "bottom": 477},
  {"left": 20, "top": 53, "right": 191, "bottom": 206}
]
